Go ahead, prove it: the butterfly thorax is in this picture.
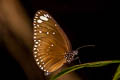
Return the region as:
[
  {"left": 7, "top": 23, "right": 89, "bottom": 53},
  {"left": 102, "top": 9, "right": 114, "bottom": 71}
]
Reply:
[{"left": 65, "top": 50, "right": 78, "bottom": 63}]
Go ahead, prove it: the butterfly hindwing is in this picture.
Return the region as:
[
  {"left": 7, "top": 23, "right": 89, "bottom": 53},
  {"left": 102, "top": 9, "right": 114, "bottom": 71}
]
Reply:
[{"left": 33, "top": 10, "right": 71, "bottom": 73}]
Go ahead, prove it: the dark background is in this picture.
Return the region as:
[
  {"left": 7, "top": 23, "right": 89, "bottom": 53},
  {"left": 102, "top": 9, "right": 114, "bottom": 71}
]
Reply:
[{"left": 1, "top": 0, "right": 119, "bottom": 80}]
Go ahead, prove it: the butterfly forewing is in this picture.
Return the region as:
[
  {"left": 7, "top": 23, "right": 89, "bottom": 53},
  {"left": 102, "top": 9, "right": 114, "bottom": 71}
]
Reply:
[{"left": 33, "top": 10, "right": 71, "bottom": 73}]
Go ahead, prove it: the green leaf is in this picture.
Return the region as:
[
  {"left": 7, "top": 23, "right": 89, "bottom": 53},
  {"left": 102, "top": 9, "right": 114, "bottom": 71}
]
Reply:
[
  {"left": 113, "top": 64, "right": 120, "bottom": 80},
  {"left": 50, "top": 60, "right": 120, "bottom": 80}
]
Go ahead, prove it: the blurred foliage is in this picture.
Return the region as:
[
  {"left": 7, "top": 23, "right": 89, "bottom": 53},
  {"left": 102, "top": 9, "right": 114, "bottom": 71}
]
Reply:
[{"left": 0, "top": 0, "right": 45, "bottom": 80}]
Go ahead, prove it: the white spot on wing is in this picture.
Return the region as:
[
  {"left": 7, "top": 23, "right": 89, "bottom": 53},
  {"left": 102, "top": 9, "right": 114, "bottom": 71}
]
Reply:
[
  {"left": 34, "top": 52, "right": 37, "bottom": 54},
  {"left": 37, "top": 62, "right": 40, "bottom": 64},
  {"left": 39, "top": 31, "right": 42, "bottom": 33},
  {"left": 35, "top": 16, "right": 38, "bottom": 18},
  {"left": 34, "top": 30, "right": 37, "bottom": 32},
  {"left": 37, "top": 19, "right": 43, "bottom": 23},
  {"left": 53, "top": 32, "right": 55, "bottom": 35},
  {"left": 38, "top": 12, "right": 40, "bottom": 14},
  {"left": 38, "top": 44, "right": 40, "bottom": 46},
  {"left": 51, "top": 44, "right": 54, "bottom": 46},
  {"left": 35, "top": 42, "right": 38, "bottom": 44},
  {"left": 39, "top": 65, "right": 41, "bottom": 67},
  {"left": 40, "top": 16, "right": 48, "bottom": 21},
  {"left": 34, "top": 55, "right": 37, "bottom": 57},
  {"left": 41, "top": 67, "right": 43, "bottom": 70},
  {"left": 36, "top": 14, "right": 38, "bottom": 16},
  {"left": 38, "top": 40, "right": 41, "bottom": 42},
  {"left": 55, "top": 24, "right": 57, "bottom": 26},
  {"left": 41, "top": 60, "right": 43, "bottom": 62},
  {"left": 36, "top": 59, "right": 39, "bottom": 61},
  {"left": 37, "top": 49, "right": 39, "bottom": 51},
  {"left": 34, "top": 48, "right": 36, "bottom": 50},
  {"left": 34, "top": 40, "right": 36, "bottom": 42},
  {"left": 34, "top": 45, "right": 37, "bottom": 47},
  {"left": 34, "top": 33, "right": 37, "bottom": 35},
  {"left": 46, "top": 32, "right": 49, "bottom": 34},
  {"left": 34, "top": 36, "right": 36, "bottom": 39},
  {"left": 34, "top": 21, "right": 36, "bottom": 23},
  {"left": 37, "top": 24, "right": 39, "bottom": 27},
  {"left": 44, "top": 14, "right": 50, "bottom": 18}
]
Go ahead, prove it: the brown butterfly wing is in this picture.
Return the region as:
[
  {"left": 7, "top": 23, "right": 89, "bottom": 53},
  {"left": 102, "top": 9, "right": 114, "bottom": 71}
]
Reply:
[{"left": 33, "top": 10, "right": 71, "bottom": 73}]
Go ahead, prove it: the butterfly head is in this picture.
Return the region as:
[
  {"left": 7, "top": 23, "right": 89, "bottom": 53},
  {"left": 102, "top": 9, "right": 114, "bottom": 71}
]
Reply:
[{"left": 65, "top": 50, "right": 78, "bottom": 63}]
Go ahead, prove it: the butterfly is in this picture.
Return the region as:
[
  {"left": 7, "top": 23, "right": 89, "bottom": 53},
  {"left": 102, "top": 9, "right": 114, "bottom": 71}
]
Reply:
[{"left": 33, "top": 10, "right": 94, "bottom": 75}]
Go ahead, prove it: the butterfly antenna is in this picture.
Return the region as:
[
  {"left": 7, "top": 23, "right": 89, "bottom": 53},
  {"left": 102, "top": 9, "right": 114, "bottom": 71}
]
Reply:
[
  {"left": 76, "top": 45, "right": 96, "bottom": 51},
  {"left": 74, "top": 45, "right": 95, "bottom": 64},
  {"left": 74, "top": 56, "right": 81, "bottom": 64}
]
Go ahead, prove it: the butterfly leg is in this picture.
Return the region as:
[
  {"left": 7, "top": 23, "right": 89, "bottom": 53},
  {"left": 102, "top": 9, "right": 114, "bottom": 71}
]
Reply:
[{"left": 74, "top": 56, "right": 81, "bottom": 64}]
